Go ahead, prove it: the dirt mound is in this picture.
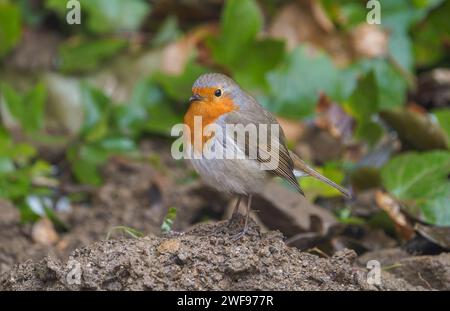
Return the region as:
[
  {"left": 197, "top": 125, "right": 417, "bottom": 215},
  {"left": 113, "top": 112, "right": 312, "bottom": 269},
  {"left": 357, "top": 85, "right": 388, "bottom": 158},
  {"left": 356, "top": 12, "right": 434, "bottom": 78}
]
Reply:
[{"left": 0, "top": 216, "right": 421, "bottom": 291}]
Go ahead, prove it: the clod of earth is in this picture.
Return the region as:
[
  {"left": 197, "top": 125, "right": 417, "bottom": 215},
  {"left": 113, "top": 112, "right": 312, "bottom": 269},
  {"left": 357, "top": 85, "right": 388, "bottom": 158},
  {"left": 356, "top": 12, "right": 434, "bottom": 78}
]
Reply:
[{"left": 1, "top": 216, "right": 423, "bottom": 291}]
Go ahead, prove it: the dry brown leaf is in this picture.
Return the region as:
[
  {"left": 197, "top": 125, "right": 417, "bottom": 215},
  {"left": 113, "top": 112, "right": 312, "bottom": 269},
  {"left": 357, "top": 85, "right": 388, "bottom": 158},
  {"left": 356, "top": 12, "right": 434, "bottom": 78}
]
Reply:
[
  {"left": 375, "top": 191, "right": 415, "bottom": 240},
  {"left": 315, "top": 93, "right": 355, "bottom": 143}
]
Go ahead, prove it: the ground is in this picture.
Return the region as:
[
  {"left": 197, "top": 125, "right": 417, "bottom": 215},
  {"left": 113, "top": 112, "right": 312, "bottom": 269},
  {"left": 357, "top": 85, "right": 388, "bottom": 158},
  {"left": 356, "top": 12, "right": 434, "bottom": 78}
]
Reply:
[{"left": 0, "top": 216, "right": 423, "bottom": 291}]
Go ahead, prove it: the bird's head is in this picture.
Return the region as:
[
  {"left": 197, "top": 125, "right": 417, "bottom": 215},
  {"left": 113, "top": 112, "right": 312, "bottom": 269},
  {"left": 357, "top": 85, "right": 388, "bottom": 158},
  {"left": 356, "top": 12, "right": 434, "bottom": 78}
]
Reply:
[{"left": 189, "top": 73, "right": 242, "bottom": 108}]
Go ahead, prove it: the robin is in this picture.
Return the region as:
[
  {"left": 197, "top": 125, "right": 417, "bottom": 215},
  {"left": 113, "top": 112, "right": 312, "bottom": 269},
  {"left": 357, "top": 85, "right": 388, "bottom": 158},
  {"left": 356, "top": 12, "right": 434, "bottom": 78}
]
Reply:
[{"left": 184, "top": 73, "right": 350, "bottom": 239}]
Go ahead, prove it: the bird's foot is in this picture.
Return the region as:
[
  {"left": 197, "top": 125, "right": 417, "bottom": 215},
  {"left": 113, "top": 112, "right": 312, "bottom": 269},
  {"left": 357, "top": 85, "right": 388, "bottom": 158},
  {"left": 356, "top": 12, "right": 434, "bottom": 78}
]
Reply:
[{"left": 230, "top": 226, "right": 248, "bottom": 241}]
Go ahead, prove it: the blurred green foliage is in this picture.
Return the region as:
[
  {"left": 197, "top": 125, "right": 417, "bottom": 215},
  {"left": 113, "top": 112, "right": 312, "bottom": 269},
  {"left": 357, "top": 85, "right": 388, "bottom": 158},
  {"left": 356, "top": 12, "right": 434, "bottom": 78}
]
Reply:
[
  {"left": 161, "top": 207, "right": 177, "bottom": 233},
  {"left": 0, "top": 1, "right": 21, "bottom": 57},
  {"left": 0, "top": 0, "right": 449, "bottom": 229},
  {"left": 58, "top": 37, "right": 127, "bottom": 73},
  {"left": 46, "top": 0, "right": 151, "bottom": 34},
  {"left": 381, "top": 151, "right": 450, "bottom": 225}
]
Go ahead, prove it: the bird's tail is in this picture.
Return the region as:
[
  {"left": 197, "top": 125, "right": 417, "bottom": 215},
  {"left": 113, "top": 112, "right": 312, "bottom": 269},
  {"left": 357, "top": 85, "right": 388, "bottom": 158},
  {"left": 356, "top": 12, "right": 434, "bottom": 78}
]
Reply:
[{"left": 289, "top": 151, "right": 352, "bottom": 198}]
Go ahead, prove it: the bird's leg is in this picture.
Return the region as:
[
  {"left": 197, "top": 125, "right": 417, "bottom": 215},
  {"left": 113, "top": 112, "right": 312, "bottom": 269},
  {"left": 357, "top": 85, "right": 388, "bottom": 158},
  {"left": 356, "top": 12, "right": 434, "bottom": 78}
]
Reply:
[
  {"left": 230, "top": 196, "right": 242, "bottom": 219},
  {"left": 232, "top": 194, "right": 252, "bottom": 240}
]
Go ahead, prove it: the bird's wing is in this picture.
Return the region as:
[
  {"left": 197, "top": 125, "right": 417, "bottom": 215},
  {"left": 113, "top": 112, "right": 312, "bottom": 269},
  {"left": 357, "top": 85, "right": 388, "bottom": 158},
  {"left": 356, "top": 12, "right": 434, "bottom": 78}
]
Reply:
[{"left": 223, "top": 109, "right": 303, "bottom": 195}]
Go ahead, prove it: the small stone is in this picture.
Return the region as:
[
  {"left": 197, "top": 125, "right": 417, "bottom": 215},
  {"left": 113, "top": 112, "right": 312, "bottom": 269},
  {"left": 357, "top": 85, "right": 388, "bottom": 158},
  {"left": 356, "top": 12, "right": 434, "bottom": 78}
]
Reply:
[{"left": 176, "top": 252, "right": 188, "bottom": 264}]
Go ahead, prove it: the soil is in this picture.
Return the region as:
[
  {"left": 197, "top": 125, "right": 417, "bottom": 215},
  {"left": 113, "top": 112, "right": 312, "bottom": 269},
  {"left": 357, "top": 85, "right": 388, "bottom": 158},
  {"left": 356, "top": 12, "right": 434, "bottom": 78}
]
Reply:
[
  {"left": 0, "top": 216, "right": 422, "bottom": 291},
  {"left": 0, "top": 141, "right": 447, "bottom": 291},
  {"left": 0, "top": 141, "right": 228, "bottom": 275}
]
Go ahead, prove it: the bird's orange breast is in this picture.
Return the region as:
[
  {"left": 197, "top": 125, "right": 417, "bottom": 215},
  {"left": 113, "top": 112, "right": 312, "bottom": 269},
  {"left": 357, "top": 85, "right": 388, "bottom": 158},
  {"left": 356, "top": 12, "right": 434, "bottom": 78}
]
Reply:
[{"left": 184, "top": 87, "right": 238, "bottom": 151}]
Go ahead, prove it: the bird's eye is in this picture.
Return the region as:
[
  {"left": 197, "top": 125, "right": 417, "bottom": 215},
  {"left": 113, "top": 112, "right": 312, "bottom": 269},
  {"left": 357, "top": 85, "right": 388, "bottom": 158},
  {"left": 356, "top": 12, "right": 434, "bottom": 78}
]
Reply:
[{"left": 214, "top": 89, "right": 222, "bottom": 97}]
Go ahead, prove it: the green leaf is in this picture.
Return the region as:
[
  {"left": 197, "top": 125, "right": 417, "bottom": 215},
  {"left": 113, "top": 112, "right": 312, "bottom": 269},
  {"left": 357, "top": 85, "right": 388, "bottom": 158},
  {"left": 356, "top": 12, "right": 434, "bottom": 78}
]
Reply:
[
  {"left": 80, "top": 84, "right": 110, "bottom": 140},
  {"left": 112, "top": 78, "right": 159, "bottom": 136},
  {"left": 210, "top": 0, "right": 262, "bottom": 64},
  {"left": 1, "top": 83, "right": 23, "bottom": 120},
  {"left": 80, "top": 0, "right": 151, "bottom": 34},
  {"left": 433, "top": 108, "right": 450, "bottom": 144},
  {"left": 208, "top": 0, "right": 284, "bottom": 91},
  {"left": 265, "top": 47, "right": 351, "bottom": 118},
  {"left": 299, "top": 164, "right": 345, "bottom": 200},
  {"left": 97, "top": 137, "right": 136, "bottom": 153},
  {"left": 67, "top": 144, "right": 103, "bottom": 186},
  {"left": 232, "top": 39, "right": 285, "bottom": 91},
  {"left": 0, "top": 2, "right": 21, "bottom": 57},
  {"left": 1, "top": 82, "right": 47, "bottom": 134},
  {"left": 161, "top": 207, "right": 177, "bottom": 233},
  {"left": 145, "top": 101, "right": 181, "bottom": 136},
  {"left": 381, "top": 151, "right": 450, "bottom": 226},
  {"left": 23, "top": 82, "right": 47, "bottom": 133},
  {"left": 347, "top": 71, "right": 378, "bottom": 118},
  {"left": 372, "top": 61, "right": 408, "bottom": 110},
  {"left": 58, "top": 37, "right": 127, "bottom": 73},
  {"left": 346, "top": 71, "right": 382, "bottom": 145}
]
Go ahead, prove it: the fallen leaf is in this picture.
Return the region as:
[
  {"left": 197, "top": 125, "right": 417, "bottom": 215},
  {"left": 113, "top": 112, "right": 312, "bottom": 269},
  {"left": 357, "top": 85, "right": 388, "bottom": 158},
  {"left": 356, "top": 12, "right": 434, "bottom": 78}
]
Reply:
[
  {"left": 315, "top": 93, "right": 355, "bottom": 143},
  {"left": 375, "top": 191, "right": 415, "bottom": 240}
]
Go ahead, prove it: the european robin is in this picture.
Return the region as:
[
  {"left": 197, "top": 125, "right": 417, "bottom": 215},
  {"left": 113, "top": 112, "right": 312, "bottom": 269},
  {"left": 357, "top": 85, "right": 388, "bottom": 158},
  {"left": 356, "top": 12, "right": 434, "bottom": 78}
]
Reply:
[{"left": 184, "top": 73, "right": 350, "bottom": 238}]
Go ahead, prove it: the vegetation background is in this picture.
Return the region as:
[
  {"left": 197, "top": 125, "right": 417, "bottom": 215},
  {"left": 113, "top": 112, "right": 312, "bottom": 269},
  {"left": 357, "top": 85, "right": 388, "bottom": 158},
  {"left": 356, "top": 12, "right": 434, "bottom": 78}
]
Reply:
[{"left": 0, "top": 0, "right": 449, "bottom": 277}]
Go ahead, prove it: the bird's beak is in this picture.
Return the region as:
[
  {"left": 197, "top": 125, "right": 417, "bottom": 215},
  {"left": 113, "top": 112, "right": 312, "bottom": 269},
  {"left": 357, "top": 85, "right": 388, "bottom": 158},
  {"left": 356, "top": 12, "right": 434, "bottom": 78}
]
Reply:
[{"left": 189, "top": 93, "right": 203, "bottom": 103}]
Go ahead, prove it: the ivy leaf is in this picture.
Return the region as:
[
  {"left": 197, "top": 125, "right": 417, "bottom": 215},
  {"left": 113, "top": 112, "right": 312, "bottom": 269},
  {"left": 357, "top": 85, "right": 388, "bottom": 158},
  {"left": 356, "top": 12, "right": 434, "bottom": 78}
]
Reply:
[
  {"left": 232, "top": 39, "right": 285, "bottom": 91},
  {"left": 346, "top": 71, "right": 381, "bottom": 145},
  {"left": 266, "top": 47, "right": 352, "bottom": 118},
  {"left": 381, "top": 151, "right": 450, "bottom": 226}
]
